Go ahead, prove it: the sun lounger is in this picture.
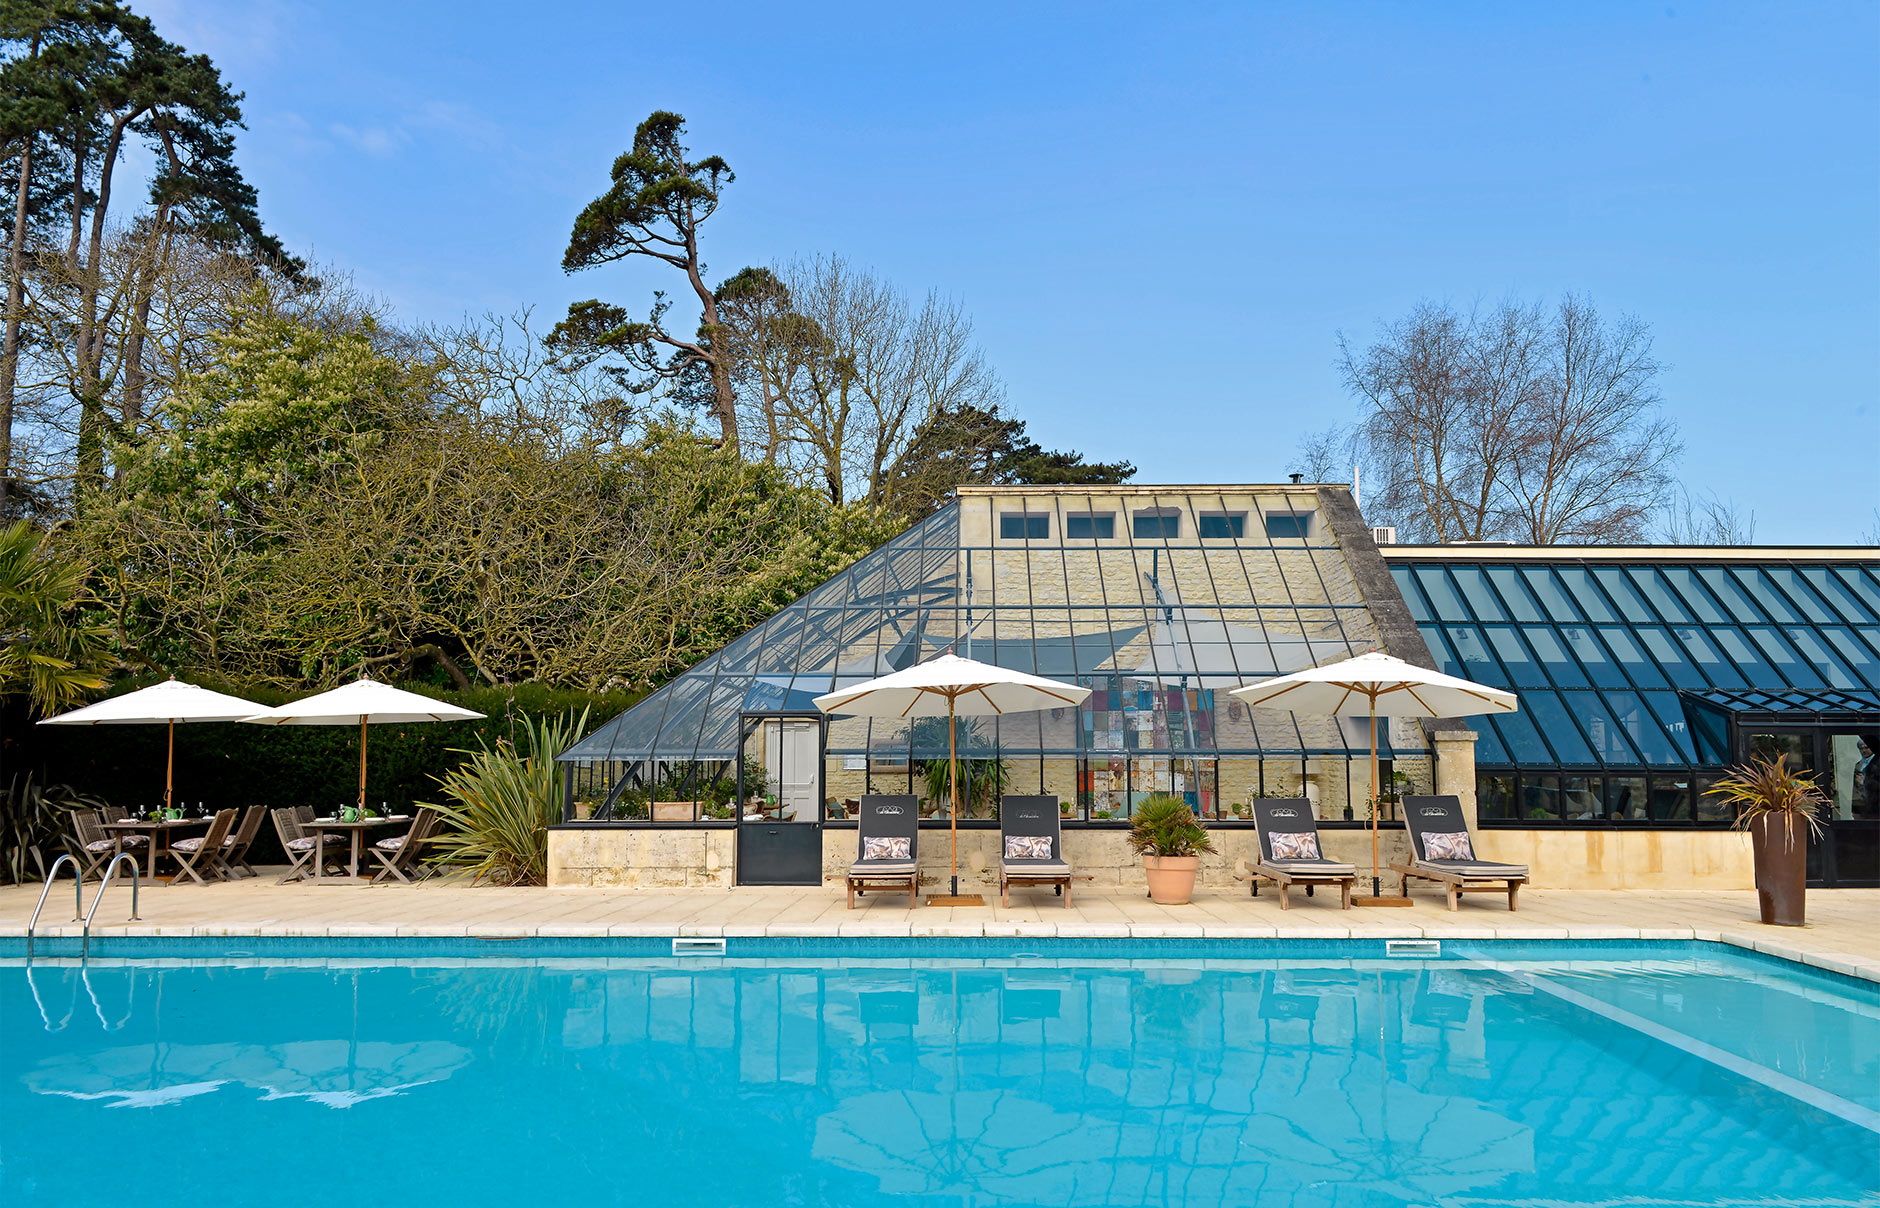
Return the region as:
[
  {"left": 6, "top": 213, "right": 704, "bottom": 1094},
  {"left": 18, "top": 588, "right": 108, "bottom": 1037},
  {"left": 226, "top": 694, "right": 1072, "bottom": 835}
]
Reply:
[
  {"left": 846, "top": 795, "right": 920, "bottom": 908},
  {"left": 1390, "top": 794, "right": 1528, "bottom": 911},
  {"left": 998, "top": 795, "right": 1074, "bottom": 907},
  {"left": 1247, "top": 797, "right": 1356, "bottom": 909}
]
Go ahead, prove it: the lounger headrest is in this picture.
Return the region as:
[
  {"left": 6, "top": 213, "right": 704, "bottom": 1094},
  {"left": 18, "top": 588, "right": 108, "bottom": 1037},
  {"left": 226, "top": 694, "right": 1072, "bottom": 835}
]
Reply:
[
  {"left": 858, "top": 795, "right": 919, "bottom": 839},
  {"left": 1000, "top": 796, "right": 1060, "bottom": 837},
  {"left": 1249, "top": 797, "right": 1316, "bottom": 833},
  {"left": 1401, "top": 795, "right": 1466, "bottom": 838},
  {"left": 1249, "top": 798, "right": 1316, "bottom": 863}
]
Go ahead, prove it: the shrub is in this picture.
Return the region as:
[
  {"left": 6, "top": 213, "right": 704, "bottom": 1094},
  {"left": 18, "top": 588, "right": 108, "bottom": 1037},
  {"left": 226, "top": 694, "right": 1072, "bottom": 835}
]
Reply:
[
  {"left": 0, "top": 775, "right": 105, "bottom": 884},
  {"left": 1127, "top": 795, "right": 1215, "bottom": 859},
  {"left": 1706, "top": 752, "right": 1828, "bottom": 845},
  {"left": 424, "top": 709, "right": 588, "bottom": 886}
]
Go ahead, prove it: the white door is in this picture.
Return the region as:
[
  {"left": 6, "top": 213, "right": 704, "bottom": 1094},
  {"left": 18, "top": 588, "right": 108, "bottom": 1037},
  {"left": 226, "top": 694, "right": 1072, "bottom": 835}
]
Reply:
[{"left": 763, "top": 720, "right": 820, "bottom": 821}]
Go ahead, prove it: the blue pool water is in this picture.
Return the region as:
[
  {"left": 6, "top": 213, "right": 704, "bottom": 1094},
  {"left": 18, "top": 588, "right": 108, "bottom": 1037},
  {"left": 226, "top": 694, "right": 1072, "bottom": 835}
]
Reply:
[{"left": 3, "top": 941, "right": 1876, "bottom": 1206}]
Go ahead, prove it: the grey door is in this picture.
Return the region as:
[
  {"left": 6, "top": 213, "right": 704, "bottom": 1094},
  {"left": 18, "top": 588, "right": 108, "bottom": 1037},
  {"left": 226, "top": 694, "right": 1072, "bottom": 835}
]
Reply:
[{"left": 736, "top": 713, "right": 824, "bottom": 886}]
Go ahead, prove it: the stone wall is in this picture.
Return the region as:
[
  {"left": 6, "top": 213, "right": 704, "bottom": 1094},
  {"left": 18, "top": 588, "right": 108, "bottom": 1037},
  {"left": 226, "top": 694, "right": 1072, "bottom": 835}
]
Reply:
[
  {"left": 1472, "top": 828, "right": 1754, "bottom": 890},
  {"left": 548, "top": 822, "right": 1753, "bottom": 892},
  {"left": 549, "top": 827, "right": 734, "bottom": 889}
]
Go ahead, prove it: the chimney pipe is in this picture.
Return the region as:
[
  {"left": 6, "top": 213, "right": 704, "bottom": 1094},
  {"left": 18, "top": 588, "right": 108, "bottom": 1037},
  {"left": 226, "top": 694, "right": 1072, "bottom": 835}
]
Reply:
[{"left": 1288, "top": 473, "right": 1304, "bottom": 484}]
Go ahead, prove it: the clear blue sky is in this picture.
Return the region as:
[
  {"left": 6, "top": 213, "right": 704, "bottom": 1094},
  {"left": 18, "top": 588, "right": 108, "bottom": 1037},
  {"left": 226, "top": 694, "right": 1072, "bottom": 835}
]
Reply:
[{"left": 140, "top": 1, "right": 1878, "bottom": 543}]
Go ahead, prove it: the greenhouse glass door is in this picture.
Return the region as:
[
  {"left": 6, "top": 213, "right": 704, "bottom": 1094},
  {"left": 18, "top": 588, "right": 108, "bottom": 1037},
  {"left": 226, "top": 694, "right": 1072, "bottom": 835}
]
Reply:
[{"left": 736, "top": 712, "right": 824, "bottom": 886}]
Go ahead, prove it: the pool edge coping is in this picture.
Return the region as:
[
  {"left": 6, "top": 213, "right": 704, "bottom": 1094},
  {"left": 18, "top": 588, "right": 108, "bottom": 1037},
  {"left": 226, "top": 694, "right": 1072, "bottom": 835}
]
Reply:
[{"left": 3, "top": 922, "right": 1875, "bottom": 984}]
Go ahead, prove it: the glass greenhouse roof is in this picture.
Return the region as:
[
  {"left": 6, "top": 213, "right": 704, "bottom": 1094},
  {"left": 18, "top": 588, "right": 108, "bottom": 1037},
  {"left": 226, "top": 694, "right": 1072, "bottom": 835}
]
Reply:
[
  {"left": 1392, "top": 557, "right": 1880, "bottom": 769},
  {"left": 563, "top": 489, "right": 1393, "bottom": 765}
]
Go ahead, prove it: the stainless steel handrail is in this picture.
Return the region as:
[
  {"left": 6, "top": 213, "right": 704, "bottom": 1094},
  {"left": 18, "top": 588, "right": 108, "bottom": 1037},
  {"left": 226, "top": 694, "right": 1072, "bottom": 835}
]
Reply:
[
  {"left": 25, "top": 854, "right": 82, "bottom": 960},
  {"left": 81, "top": 853, "right": 141, "bottom": 959}
]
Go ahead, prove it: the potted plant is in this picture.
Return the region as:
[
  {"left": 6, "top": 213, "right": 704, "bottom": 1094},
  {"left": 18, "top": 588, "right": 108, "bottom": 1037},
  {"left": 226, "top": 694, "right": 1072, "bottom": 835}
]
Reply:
[
  {"left": 1705, "top": 753, "right": 1826, "bottom": 926},
  {"left": 1128, "top": 794, "right": 1215, "bottom": 905}
]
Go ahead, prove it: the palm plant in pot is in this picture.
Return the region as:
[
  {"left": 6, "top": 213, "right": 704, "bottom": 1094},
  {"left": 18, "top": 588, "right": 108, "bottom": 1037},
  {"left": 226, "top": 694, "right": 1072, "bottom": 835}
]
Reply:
[
  {"left": 1128, "top": 795, "right": 1215, "bottom": 905},
  {"left": 1704, "top": 752, "right": 1826, "bottom": 927}
]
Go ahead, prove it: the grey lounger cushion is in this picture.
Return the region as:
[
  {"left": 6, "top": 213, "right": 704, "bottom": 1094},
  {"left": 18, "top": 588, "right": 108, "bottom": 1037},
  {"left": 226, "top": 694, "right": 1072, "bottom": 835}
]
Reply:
[
  {"left": 1259, "top": 858, "right": 1358, "bottom": 876},
  {"left": 848, "top": 859, "right": 917, "bottom": 876},
  {"left": 1002, "top": 857, "right": 1072, "bottom": 874},
  {"left": 1416, "top": 858, "right": 1529, "bottom": 879}
]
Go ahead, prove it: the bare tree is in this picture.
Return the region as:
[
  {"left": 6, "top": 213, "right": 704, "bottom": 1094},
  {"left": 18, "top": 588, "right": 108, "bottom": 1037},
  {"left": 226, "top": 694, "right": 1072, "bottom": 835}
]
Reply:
[
  {"left": 714, "top": 256, "right": 1003, "bottom": 507},
  {"left": 1500, "top": 295, "right": 1678, "bottom": 543},
  {"left": 1288, "top": 424, "right": 1354, "bottom": 486},
  {"left": 1341, "top": 294, "right": 1678, "bottom": 544},
  {"left": 1660, "top": 487, "right": 1757, "bottom": 545}
]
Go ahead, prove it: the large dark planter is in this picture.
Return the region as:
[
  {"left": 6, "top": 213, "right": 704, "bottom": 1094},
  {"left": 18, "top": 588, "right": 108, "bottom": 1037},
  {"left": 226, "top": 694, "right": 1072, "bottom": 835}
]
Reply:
[{"left": 1749, "top": 814, "right": 1808, "bottom": 927}]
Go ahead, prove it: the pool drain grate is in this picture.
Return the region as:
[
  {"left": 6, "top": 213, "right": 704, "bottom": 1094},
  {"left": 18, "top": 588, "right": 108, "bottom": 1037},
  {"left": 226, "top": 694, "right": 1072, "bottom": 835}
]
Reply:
[
  {"left": 1385, "top": 939, "right": 1441, "bottom": 958},
  {"left": 672, "top": 937, "right": 727, "bottom": 956}
]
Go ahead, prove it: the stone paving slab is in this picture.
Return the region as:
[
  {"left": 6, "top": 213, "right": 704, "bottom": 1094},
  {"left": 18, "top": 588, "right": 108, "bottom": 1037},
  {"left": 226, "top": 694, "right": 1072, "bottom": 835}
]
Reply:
[{"left": 2, "top": 875, "right": 1875, "bottom": 982}]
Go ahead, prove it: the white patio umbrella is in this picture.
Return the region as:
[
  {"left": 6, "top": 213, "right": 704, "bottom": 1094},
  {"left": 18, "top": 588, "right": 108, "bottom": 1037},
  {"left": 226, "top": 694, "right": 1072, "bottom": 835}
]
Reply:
[
  {"left": 37, "top": 677, "right": 269, "bottom": 813},
  {"left": 1229, "top": 650, "right": 1517, "bottom": 902},
  {"left": 814, "top": 652, "right": 1090, "bottom": 904},
  {"left": 244, "top": 679, "right": 484, "bottom": 811}
]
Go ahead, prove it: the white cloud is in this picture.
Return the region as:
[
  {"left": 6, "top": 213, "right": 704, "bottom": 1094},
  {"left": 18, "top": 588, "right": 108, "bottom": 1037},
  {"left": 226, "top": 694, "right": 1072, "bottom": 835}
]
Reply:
[{"left": 329, "top": 123, "right": 407, "bottom": 159}]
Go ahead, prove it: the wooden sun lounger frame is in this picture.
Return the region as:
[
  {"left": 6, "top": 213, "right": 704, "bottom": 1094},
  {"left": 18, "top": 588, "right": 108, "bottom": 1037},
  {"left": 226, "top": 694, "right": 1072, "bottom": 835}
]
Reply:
[
  {"left": 998, "top": 795, "right": 1074, "bottom": 907},
  {"left": 1248, "top": 860, "right": 1355, "bottom": 910},
  {"left": 1390, "top": 794, "right": 1526, "bottom": 911},
  {"left": 1247, "top": 797, "right": 1355, "bottom": 910},
  {"left": 1388, "top": 861, "right": 1524, "bottom": 911},
  {"left": 846, "top": 795, "right": 920, "bottom": 909}
]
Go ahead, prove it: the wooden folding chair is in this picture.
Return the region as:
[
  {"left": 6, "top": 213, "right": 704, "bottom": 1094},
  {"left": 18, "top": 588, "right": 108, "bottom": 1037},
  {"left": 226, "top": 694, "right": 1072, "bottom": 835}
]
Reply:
[
  {"left": 272, "top": 808, "right": 346, "bottom": 884},
  {"left": 171, "top": 809, "right": 237, "bottom": 884},
  {"left": 368, "top": 807, "right": 436, "bottom": 884},
  {"left": 71, "top": 810, "right": 132, "bottom": 881},
  {"left": 221, "top": 806, "right": 267, "bottom": 878}
]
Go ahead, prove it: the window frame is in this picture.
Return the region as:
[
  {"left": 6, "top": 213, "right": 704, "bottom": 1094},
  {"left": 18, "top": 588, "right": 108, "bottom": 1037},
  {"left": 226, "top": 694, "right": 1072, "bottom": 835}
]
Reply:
[
  {"left": 1262, "top": 510, "right": 1313, "bottom": 540},
  {"left": 998, "top": 511, "right": 1050, "bottom": 541}
]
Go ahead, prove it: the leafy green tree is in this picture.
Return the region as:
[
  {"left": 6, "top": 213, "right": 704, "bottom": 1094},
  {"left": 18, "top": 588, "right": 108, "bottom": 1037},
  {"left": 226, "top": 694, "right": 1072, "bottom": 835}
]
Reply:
[
  {"left": 552, "top": 111, "right": 740, "bottom": 451},
  {"left": 882, "top": 402, "right": 1135, "bottom": 517},
  {"left": 118, "top": 284, "right": 426, "bottom": 515}
]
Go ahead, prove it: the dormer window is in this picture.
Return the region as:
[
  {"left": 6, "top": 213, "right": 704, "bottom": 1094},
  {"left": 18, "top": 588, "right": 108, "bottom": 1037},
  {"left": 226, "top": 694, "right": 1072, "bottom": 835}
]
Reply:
[
  {"left": 1132, "top": 508, "right": 1181, "bottom": 539},
  {"left": 1000, "top": 512, "right": 1049, "bottom": 540},
  {"left": 1198, "top": 512, "right": 1246, "bottom": 539}
]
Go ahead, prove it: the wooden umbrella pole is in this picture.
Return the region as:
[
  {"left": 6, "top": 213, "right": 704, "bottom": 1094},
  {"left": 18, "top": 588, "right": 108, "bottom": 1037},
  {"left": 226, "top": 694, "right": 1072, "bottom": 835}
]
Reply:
[
  {"left": 948, "top": 698, "right": 959, "bottom": 897},
  {"left": 1354, "top": 691, "right": 1412, "bottom": 906},
  {"left": 358, "top": 716, "right": 369, "bottom": 810},
  {"left": 165, "top": 719, "right": 174, "bottom": 814},
  {"left": 1369, "top": 701, "right": 1380, "bottom": 897}
]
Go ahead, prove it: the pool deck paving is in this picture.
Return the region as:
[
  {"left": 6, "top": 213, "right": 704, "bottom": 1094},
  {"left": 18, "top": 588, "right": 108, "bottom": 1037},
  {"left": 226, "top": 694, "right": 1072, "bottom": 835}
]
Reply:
[{"left": 3, "top": 876, "right": 1876, "bottom": 981}]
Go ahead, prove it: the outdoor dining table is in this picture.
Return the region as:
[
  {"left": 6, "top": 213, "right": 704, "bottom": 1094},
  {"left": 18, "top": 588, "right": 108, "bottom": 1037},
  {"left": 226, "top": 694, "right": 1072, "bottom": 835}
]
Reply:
[
  {"left": 307, "top": 815, "right": 410, "bottom": 882},
  {"left": 103, "top": 817, "right": 211, "bottom": 883}
]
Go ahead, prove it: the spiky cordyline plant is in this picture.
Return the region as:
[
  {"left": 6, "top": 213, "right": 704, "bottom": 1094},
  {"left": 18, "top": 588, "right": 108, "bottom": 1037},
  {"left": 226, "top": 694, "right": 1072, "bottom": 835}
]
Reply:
[
  {"left": 1704, "top": 752, "right": 1827, "bottom": 849},
  {"left": 425, "top": 709, "right": 589, "bottom": 886}
]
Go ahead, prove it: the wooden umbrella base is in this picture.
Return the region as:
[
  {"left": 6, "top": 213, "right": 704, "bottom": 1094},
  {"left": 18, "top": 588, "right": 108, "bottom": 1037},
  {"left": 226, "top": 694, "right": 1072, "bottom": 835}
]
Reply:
[
  {"left": 926, "top": 894, "right": 985, "bottom": 906},
  {"left": 1353, "top": 896, "right": 1414, "bottom": 907}
]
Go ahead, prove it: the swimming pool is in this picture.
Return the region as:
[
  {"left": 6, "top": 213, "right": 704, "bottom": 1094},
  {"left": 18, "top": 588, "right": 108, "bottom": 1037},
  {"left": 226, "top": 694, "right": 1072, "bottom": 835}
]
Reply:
[{"left": 5, "top": 941, "right": 1876, "bottom": 1206}]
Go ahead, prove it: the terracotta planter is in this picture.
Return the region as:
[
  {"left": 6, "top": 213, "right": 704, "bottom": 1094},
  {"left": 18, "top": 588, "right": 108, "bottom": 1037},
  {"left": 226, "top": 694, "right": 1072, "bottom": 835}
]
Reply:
[
  {"left": 1142, "top": 854, "right": 1200, "bottom": 905},
  {"left": 1749, "top": 813, "right": 1808, "bottom": 927}
]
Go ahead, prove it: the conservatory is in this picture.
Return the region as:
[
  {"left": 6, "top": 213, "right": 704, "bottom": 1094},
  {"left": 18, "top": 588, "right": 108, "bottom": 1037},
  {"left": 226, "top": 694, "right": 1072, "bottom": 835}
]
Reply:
[
  {"left": 551, "top": 484, "right": 1461, "bottom": 887},
  {"left": 550, "top": 482, "right": 1880, "bottom": 892}
]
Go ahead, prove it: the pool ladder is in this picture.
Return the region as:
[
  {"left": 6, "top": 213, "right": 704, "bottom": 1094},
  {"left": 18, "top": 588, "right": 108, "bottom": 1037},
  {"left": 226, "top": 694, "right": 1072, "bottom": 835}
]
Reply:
[{"left": 26, "top": 853, "right": 141, "bottom": 961}]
